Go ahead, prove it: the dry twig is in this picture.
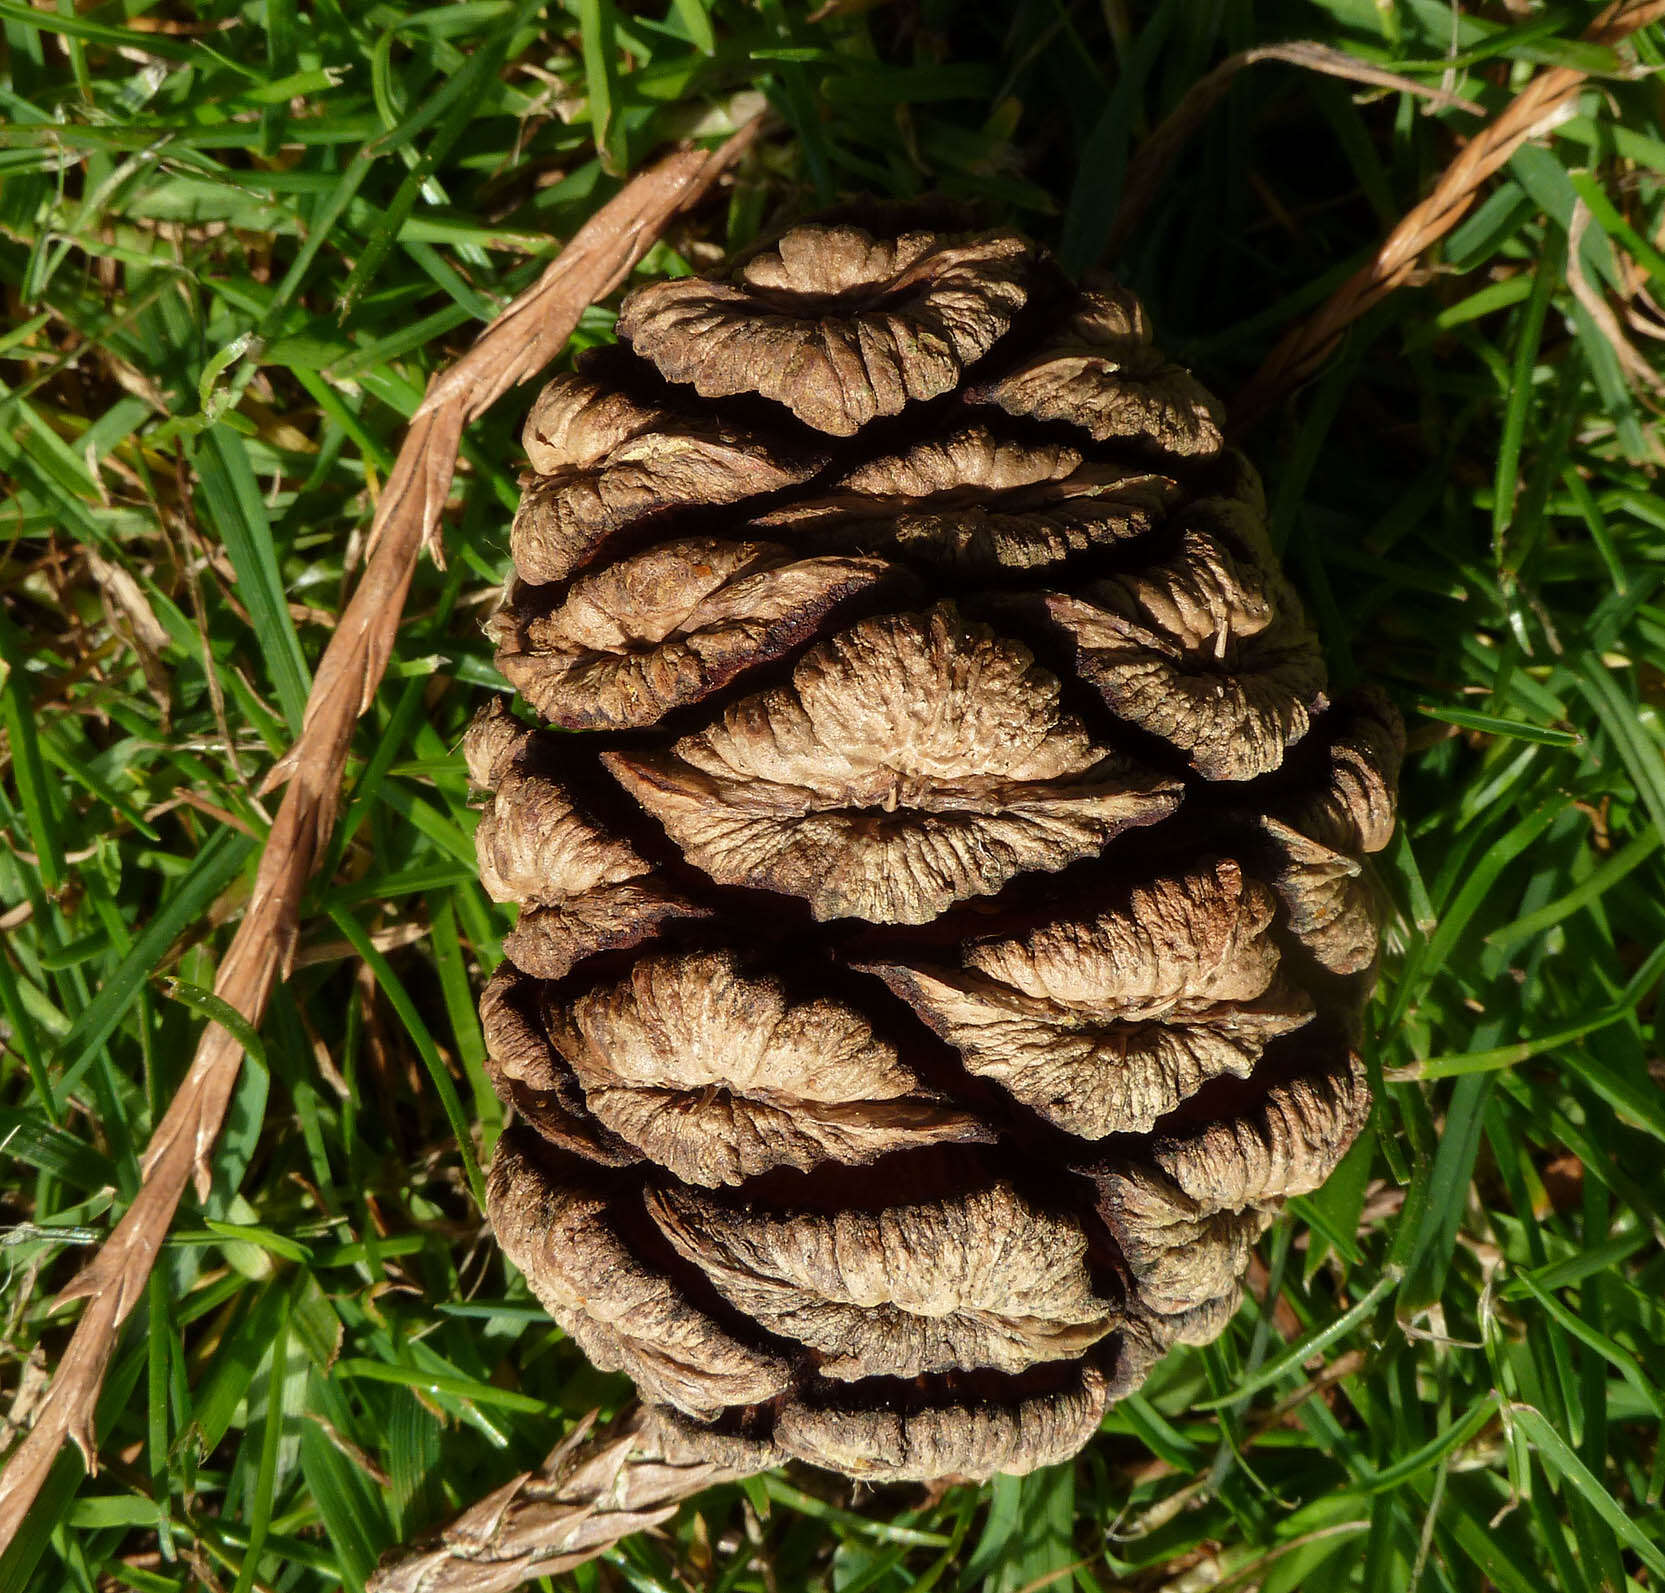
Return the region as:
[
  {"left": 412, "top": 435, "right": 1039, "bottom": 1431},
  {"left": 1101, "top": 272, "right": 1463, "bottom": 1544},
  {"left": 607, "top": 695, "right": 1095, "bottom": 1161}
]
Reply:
[
  {"left": 1231, "top": 0, "right": 1665, "bottom": 423},
  {"left": 0, "top": 121, "right": 762, "bottom": 1554}
]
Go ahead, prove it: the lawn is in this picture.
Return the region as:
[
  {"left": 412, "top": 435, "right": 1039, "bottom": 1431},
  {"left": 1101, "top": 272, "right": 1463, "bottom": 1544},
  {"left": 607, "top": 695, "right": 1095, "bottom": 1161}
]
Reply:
[{"left": 3, "top": 1, "right": 1665, "bottom": 1590}]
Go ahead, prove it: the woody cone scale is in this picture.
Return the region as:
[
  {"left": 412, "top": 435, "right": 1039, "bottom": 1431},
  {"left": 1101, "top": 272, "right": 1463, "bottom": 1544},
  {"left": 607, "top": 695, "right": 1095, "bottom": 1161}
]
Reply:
[{"left": 465, "top": 211, "right": 1401, "bottom": 1484}]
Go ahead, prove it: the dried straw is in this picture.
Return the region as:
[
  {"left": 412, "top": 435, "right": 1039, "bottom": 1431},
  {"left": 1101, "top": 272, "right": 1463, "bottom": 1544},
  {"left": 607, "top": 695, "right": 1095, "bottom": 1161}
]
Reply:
[
  {"left": 366, "top": 1406, "right": 769, "bottom": 1593},
  {"left": 1231, "top": 0, "right": 1665, "bottom": 423},
  {"left": 0, "top": 121, "right": 761, "bottom": 1555}
]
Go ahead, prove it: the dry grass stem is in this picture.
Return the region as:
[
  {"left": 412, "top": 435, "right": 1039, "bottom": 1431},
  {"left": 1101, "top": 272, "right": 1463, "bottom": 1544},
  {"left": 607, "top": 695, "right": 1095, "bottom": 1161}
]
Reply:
[
  {"left": 0, "top": 123, "right": 761, "bottom": 1555},
  {"left": 1567, "top": 198, "right": 1665, "bottom": 395},
  {"left": 1231, "top": 0, "right": 1665, "bottom": 423},
  {"left": 365, "top": 1405, "right": 762, "bottom": 1593}
]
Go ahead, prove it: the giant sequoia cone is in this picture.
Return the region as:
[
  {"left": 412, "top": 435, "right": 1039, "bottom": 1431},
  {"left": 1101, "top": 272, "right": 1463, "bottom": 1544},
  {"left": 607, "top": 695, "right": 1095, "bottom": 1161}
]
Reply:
[{"left": 469, "top": 215, "right": 1401, "bottom": 1484}]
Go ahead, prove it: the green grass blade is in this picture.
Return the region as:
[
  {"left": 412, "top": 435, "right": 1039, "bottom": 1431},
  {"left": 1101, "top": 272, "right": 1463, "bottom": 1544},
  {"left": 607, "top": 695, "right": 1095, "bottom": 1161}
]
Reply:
[
  {"left": 53, "top": 828, "right": 255, "bottom": 1100},
  {"left": 325, "top": 905, "right": 484, "bottom": 1209},
  {"left": 1511, "top": 1405, "right": 1665, "bottom": 1578},
  {"left": 192, "top": 428, "right": 312, "bottom": 731}
]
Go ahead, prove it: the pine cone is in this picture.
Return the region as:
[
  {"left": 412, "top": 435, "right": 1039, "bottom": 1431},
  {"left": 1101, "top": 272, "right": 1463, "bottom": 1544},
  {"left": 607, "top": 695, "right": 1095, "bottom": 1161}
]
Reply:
[{"left": 470, "top": 216, "right": 1401, "bottom": 1485}]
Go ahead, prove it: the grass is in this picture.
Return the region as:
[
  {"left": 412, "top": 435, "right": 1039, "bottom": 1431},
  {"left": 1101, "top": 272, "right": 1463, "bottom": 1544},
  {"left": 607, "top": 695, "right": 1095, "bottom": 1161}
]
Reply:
[{"left": 3, "top": 0, "right": 1665, "bottom": 1589}]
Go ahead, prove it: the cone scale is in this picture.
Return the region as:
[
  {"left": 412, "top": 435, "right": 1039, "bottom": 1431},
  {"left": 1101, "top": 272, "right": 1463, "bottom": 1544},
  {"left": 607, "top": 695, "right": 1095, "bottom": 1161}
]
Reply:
[{"left": 467, "top": 215, "right": 1401, "bottom": 1483}]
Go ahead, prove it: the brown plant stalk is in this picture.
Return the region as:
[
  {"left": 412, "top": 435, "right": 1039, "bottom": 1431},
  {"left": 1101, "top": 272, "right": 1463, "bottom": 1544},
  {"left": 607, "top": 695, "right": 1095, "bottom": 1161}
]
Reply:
[
  {"left": 0, "top": 121, "right": 762, "bottom": 1555},
  {"left": 367, "top": 1406, "right": 766, "bottom": 1593},
  {"left": 1231, "top": 0, "right": 1665, "bottom": 423}
]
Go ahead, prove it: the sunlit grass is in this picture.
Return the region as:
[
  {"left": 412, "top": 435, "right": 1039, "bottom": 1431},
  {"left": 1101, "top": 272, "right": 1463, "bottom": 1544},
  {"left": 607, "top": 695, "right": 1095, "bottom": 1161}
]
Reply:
[{"left": 3, "top": 2, "right": 1665, "bottom": 1589}]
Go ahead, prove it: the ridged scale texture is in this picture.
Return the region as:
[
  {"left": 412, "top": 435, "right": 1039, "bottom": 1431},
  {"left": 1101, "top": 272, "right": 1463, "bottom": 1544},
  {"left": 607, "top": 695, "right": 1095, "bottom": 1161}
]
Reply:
[{"left": 471, "top": 216, "right": 1402, "bottom": 1484}]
